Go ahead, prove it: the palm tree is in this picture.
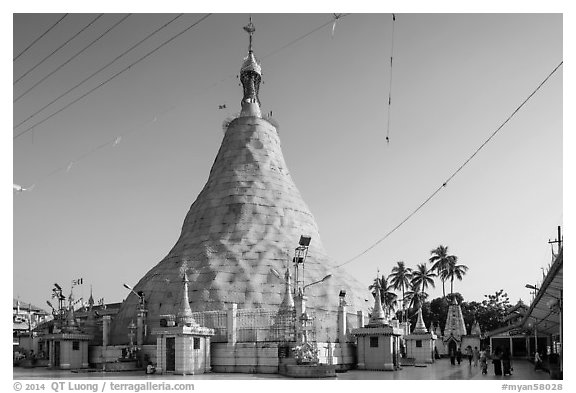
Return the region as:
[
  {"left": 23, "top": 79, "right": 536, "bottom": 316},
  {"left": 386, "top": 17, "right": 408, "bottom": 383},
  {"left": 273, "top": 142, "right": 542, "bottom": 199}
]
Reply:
[
  {"left": 411, "top": 263, "right": 436, "bottom": 302},
  {"left": 429, "top": 245, "right": 455, "bottom": 298},
  {"left": 389, "top": 261, "right": 412, "bottom": 322},
  {"left": 445, "top": 256, "right": 469, "bottom": 295},
  {"left": 404, "top": 282, "right": 425, "bottom": 310},
  {"left": 368, "top": 274, "right": 398, "bottom": 318}
]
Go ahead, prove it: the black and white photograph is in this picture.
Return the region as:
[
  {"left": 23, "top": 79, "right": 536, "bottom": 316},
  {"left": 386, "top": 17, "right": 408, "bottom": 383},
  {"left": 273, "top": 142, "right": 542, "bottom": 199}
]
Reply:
[{"left": 10, "top": 3, "right": 567, "bottom": 388}]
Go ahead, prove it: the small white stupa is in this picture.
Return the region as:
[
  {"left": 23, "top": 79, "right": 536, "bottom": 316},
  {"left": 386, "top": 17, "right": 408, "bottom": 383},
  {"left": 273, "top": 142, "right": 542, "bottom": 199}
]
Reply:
[
  {"left": 404, "top": 307, "right": 437, "bottom": 364},
  {"left": 352, "top": 282, "right": 403, "bottom": 370}
]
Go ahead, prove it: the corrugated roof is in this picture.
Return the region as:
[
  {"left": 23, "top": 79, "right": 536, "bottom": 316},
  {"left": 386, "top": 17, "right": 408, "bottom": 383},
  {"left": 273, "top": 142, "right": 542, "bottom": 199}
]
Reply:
[
  {"left": 521, "top": 249, "right": 563, "bottom": 336},
  {"left": 13, "top": 298, "right": 49, "bottom": 314}
]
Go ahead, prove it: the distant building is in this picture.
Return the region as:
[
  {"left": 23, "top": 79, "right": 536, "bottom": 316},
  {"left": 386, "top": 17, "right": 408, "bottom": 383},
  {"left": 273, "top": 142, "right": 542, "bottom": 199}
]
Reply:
[
  {"left": 435, "top": 297, "right": 480, "bottom": 357},
  {"left": 484, "top": 245, "right": 562, "bottom": 379},
  {"left": 13, "top": 299, "right": 51, "bottom": 355}
]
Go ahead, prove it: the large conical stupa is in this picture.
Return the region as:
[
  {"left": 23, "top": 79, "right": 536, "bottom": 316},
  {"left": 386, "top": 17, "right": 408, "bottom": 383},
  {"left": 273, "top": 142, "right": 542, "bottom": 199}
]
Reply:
[{"left": 110, "top": 18, "right": 370, "bottom": 344}]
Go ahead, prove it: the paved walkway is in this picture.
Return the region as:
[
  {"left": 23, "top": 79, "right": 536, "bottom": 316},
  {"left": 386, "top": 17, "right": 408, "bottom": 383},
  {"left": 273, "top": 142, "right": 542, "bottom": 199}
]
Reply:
[{"left": 13, "top": 359, "right": 554, "bottom": 380}]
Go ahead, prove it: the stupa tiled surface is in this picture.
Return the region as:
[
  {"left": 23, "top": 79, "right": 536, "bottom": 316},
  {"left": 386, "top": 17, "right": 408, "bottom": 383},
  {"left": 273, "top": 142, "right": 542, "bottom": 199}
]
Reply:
[
  {"left": 443, "top": 297, "right": 467, "bottom": 340},
  {"left": 110, "top": 19, "right": 370, "bottom": 344}
]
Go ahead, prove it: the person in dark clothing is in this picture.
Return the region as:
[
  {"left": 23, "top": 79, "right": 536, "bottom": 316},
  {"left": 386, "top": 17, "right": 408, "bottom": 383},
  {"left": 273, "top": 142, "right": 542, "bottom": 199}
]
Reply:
[
  {"left": 456, "top": 347, "right": 462, "bottom": 365},
  {"left": 450, "top": 348, "right": 456, "bottom": 365},
  {"left": 466, "top": 345, "right": 473, "bottom": 366},
  {"left": 502, "top": 348, "right": 512, "bottom": 375},
  {"left": 493, "top": 347, "right": 503, "bottom": 376},
  {"left": 480, "top": 348, "right": 488, "bottom": 375}
]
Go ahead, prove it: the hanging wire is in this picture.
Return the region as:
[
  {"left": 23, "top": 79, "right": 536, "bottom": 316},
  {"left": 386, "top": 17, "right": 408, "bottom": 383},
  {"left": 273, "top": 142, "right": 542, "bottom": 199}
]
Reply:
[
  {"left": 13, "top": 14, "right": 184, "bottom": 130},
  {"left": 331, "top": 14, "right": 343, "bottom": 38},
  {"left": 14, "top": 14, "right": 104, "bottom": 85},
  {"left": 335, "top": 61, "right": 563, "bottom": 269},
  {"left": 14, "top": 14, "right": 211, "bottom": 140},
  {"left": 14, "top": 14, "right": 132, "bottom": 103},
  {"left": 18, "top": 101, "right": 178, "bottom": 192},
  {"left": 15, "top": 13, "right": 343, "bottom": 138},
  {"left": 16, "top": 14, "right": 353, "bottom": 191},
  {"left": 13, "top": 14, "right": 69, "bottom": 62},
  {"left": 262, "top": 14, "right": 350, "bottom": 59},
  {"left": 386, "top": 13, "right": 396, "bottom": 144}
]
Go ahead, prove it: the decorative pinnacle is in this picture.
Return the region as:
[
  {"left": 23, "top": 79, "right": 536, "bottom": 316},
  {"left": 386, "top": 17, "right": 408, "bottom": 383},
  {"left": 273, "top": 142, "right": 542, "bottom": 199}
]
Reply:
[
  {"left": 177, "top": 261, "right": 196, "bottom": 327},
  {"left": 239, "top": 16, "right": 262, "bottom": 117},
  {"left": 243, "top": 17, "right": 255, "bottom": 53},
  {"left": 413, "top": 307, "right": 428, "bottom": 334},
  {"left": 368, "top": 285, "right": 386, "bottom": 326},
  {"left": 279, "top": 266, "right": 295, "bottom": 310}
]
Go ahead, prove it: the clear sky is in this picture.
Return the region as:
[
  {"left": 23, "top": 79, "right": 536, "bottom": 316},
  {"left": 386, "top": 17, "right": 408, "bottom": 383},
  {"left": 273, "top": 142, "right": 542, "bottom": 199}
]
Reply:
[{"left": 10, "top": 8, "right": 565, "bottom": 315}]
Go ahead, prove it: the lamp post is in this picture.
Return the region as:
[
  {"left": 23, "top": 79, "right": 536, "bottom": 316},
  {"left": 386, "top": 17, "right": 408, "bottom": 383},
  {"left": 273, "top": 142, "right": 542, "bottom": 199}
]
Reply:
[
  {"left": 51, "top": 283, "right": 66, "bottom": 328},
  {"left": 272, "top": 236, "right": 332, "bottom": 344},
  {"left": 546, "top": 292, "right": 563, "bottom": 376},
  {"left": 525, "top": 284, "right": 540, "bottom": 354},
  {"left": 123, "top": 284, "right": 147, "bottom": 366},
  {"left": 293, "top": 235, "right": 333, "bottom": 344},
  {"left": 525, "top": 284, "right": 539, "bottom": 303},
  {"left": 127, "top": 320, "right": 136, "bottom": 359}
]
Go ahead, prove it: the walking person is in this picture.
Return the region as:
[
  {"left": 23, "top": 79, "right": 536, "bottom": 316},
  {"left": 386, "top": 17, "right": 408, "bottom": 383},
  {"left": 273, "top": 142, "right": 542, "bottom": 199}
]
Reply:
[
  {"left": 502, "top": 348, "right": 512, "bottom": 376},
  {"left": 466, "top": 345, "right": 473, "bottom": 366},
  {"left": 534, "top": 351, "right": 543, "bottom": 371},
  {"left": 492, "top": 347, "right": 503, "bottom": 376},
  {"left": 480, "top": 348, "right": 488, "bottom": 375},
  {"left": 456, "top": 347, "right": 462, "bottom": 365},
  {"left": 450, "top": 348, "right": 456, "bottom": 365},
  {"left": 472, "top": 346, "right": 480, "bottom": 367}
]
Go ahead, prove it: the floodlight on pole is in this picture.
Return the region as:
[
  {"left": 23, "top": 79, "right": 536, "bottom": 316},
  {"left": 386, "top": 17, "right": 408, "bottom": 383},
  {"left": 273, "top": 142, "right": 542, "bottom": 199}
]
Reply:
[
  {"left": 299, "top": 235, "right": 311, "bottom": 247},
  {"left": 123, "top": 283, "right": 141, "bottom": 299},
  {"left": 303, "top": 274, "right": 332, "bottom": 291},
  {"left": 270, "top": 268, "right": 281, "bottom": 280}
]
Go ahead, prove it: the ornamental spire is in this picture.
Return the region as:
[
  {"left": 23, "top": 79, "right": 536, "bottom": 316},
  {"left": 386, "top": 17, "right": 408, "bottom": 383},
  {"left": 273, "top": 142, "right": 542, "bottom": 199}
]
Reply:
[
  {"left": 240, "top": 16, "right": 262, "bottom": 118},
  {"left": 243, "top": 16, "right": 255, "bottom": 53},
  {"left": 413, "top": 307, "right": 428, "bottom": 334},
  {"left": 368, "top": 281, "right": 386, "bottom": 326},
  {"left": 177, "top": 262, "right": 197, "bottom": 327},
  {"left": 279, "top": 266, "right": 295, "bottom": 310}
]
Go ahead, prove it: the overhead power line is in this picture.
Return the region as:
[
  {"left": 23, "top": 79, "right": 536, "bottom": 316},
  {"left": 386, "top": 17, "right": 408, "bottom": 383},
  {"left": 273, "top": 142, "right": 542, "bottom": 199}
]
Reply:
[
  {"left": 17, "top": 14, "right": 354, "bottom": 189},
  {"left": 14, "top": 14, "right": 104, "bottom": 85},
  {"left": 14, "top": 13, "right": 184, "bottom": 130},
  {"left": 262, "top": 14, "right": 351, "bottom": 60},
  {"left": 14, "top": 14, "right": 210, "bottom": 140},
  {"left": 13, "top": 14, "right": 69, "bottom": 61},
  {"left": 385, "top": 13, "right": 396, "bottom": 144},
  {"left": 14, "top": 14, "right": 132, "bottom": 103},
  {"left": 335, "top": 61, "right": 563, "bottom": 269}
]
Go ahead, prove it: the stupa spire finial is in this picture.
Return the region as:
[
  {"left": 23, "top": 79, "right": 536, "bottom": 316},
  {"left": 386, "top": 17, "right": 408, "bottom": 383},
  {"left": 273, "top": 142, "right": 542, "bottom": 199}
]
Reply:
[
  {"left": 413, "top": 307, "right": 428, "bottom": 334},
  {"left": 368, "top": 275, "right": 386, "bottom": 326},
  {"left": 243, "top": 16, "right": 255, "bottom": 53},
  {"left": 279, "top": 265, "right": 295, "bottom": 310},
  {"left": 239, "top": 16, "right": 262, "bottom": 118},
  {"left": 177, "top": 260, "right": 197, "bottom": 327}
]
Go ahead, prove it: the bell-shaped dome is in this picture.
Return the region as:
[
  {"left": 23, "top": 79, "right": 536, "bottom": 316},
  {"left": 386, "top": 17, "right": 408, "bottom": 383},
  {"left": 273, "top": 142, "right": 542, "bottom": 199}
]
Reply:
[{"left": 109, "top": 18, "right": 371, "bottom": 345}]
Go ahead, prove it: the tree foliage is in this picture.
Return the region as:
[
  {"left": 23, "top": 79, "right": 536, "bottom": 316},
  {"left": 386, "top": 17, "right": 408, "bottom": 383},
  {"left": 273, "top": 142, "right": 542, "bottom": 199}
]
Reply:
[
  {"left": 419, "top": 290, "right": 513, "bottom": 335},
  {"left": 389, "top": 261, "right": 412, "bottom": 321},
  {"left": 429, "top": 245, "right": 454, "bottom": 297},
  {"left": 368, "top": 274, "right": 398, "bottom": 316}
]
